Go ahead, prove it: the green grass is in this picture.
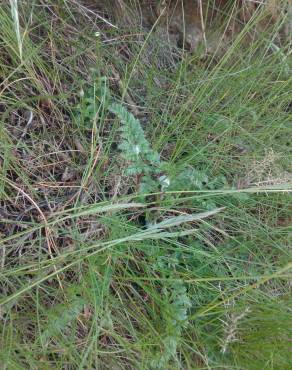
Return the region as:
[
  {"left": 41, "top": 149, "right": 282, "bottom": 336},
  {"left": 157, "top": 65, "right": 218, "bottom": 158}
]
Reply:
[{"left": 0, "top": 1, "right": 291, "bottom": 369}]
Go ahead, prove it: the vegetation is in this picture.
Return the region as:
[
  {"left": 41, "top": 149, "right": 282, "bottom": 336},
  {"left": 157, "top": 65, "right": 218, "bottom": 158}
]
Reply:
[{"left": 0, "top": 1, "right": 291, "bottom": 369}]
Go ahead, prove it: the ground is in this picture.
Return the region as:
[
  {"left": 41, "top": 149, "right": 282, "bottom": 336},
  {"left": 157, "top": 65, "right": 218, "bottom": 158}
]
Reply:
[{"left": 0, "top": 1, "right": 291, "bottom": 369}]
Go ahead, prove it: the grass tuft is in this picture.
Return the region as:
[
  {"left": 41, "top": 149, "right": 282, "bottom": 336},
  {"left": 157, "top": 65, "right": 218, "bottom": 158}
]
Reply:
[{"left": 0, "top": 1, "right": 291, "bottom": 368}]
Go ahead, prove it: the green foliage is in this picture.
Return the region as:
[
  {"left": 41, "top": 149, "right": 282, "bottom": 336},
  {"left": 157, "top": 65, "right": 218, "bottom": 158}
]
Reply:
[
  {"left": 75, "top": 76, "right": 110, "bottom": 129},
  {"left": 109, "top": 102, "right": 161, "bottom": 176},
  {"left": 0, "top": 2, "right": 291, "bottom": 369},
  {"left": 41, "top": 296, "right": 85, "bottom": 345},
  {"left": 151, "top": 282, "right": 191, "bottom": 369},
  {"left": 145, "top": 243, "right": 193, "bottom": 368},
  {"left": 109, "top": 102, "right": 228, "bottom": 208}
]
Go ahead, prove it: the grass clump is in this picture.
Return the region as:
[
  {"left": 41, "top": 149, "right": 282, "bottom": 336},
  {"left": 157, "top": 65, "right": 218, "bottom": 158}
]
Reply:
[{"left": 0, "top": 1, "right": 291, "bottom": 369}]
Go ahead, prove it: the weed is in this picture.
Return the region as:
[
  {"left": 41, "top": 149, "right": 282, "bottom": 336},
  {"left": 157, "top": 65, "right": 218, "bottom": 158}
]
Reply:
[{"left": 0, "top": 1, "right": 291, "bottom": 369}]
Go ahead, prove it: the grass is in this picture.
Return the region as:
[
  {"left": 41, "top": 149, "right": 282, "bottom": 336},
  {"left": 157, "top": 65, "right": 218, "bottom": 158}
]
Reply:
[{"left": 0, "top": 0, "right": 291, "bottom": 369}]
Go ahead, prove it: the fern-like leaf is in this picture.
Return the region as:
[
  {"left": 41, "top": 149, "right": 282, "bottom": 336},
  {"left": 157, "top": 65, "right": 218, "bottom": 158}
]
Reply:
[{"left": 109, "top": 103, "right": 161, "bottom": 177}]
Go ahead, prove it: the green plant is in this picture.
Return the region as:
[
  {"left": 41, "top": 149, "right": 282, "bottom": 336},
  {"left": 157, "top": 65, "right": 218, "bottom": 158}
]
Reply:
[
  {"left": 0, "top": 1, "right": 291, "bottom": 369},
  {"left": 151, "top": 281, "right": 191, "bottom": 369},
  {"left": 75, "top": 76, "right": 110, "bottom": 130},
  {"left": 109, "top": 101, "right": 228, "bottom": 210},
  {"left": 109, "top": 102, "right": 164, "bottom": 195}
]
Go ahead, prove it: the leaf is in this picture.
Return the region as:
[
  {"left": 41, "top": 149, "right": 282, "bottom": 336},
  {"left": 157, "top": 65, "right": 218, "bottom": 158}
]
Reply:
[
  {"left": 41, "top": 297, "right": 85, "bottom": 344},
  {"left": 109, "top": 103, "right": 161, "bottom": 176},
  {"left": 147, "top": 208, "right": 224, "bottom": 230}
]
